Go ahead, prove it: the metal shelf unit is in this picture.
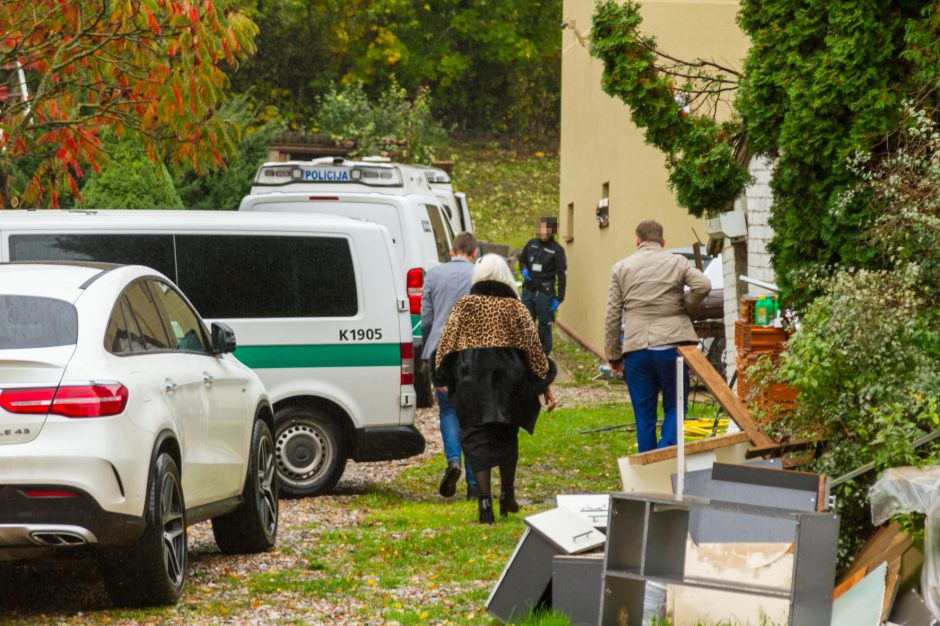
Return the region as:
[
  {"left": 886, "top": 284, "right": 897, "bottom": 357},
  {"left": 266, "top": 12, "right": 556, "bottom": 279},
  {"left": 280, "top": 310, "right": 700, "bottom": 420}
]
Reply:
[{"left": 600, "top": 493, "right": 839, "bottom": 626}]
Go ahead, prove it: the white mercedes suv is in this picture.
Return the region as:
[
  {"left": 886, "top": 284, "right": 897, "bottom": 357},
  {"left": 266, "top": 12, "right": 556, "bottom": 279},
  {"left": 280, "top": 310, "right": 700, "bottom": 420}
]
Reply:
[{"left": 0, "top": 263, "right": 278, "bottom": 606}]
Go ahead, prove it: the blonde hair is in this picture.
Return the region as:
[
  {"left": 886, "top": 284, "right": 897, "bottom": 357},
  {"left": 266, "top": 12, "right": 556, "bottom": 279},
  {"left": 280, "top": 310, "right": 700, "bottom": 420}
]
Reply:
[{"left": 472, "top": 254, "right": 518, "bottom": 294}]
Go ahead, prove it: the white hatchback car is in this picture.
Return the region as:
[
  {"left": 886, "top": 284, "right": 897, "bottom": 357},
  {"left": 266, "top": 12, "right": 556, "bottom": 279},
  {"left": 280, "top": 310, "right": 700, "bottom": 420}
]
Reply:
[{"left": 0, "top": 263, "right": 278, "bottom": 606}]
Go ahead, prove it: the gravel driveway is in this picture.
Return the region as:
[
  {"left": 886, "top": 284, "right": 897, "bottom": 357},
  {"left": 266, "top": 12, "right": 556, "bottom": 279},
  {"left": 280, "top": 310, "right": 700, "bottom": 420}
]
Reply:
[{"left": 0, "top": 384, "right": 618, "bottom": 625}]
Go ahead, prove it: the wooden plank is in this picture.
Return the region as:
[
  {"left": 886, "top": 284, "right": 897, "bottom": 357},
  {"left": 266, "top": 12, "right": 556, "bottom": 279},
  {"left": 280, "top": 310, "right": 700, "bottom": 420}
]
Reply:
[
  {"left": 628, "top": 432, "right": 750, "bottom": 466},
  {"left": 678, "top": 345, "right": 774, "bottom": 447},
  {"left": 817, "top": 473, "right": 828, "bottom": 513},
  {"left": 882, "top": 557, "right": 903, "bottom": 622}
]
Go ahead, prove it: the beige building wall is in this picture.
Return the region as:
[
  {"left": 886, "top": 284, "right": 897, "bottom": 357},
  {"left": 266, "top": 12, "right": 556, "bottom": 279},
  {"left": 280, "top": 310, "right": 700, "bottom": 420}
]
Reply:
[{"left": 558, "top": 0, "right": 748, "bottom": 355}]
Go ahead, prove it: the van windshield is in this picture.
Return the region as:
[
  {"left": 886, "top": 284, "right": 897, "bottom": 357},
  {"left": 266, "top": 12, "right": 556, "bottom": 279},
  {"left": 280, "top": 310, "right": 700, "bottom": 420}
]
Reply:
[{"left": 243, "top": 199, "right": 405, "bottom": 261}]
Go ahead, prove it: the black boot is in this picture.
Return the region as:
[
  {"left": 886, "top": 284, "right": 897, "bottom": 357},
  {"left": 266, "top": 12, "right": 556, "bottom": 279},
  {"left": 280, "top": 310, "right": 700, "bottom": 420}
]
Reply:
[
  {"left": 478, "top": 495, "right": 495, "bottom": 524},
  {"left": 499, "top": 487, "right": 520, "bottom": 517},
  {"left": 439, "top": 460, "right": 461, "bottom": 497},
  {"left": 497, "top": 461, "right": 519, "bottom": 517}
]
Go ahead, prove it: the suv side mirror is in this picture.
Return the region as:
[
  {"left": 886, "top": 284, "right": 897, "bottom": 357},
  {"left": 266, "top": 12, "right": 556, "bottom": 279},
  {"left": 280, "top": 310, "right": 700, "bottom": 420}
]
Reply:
[{"left": 211, "top": 322, "right": 237, "bottom": 355}]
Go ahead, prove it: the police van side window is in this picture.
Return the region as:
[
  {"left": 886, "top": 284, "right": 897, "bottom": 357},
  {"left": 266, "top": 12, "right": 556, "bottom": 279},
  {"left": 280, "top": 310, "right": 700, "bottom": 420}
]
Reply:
[
  {"left": 174, "top": 235, "right": 358, "bottom": 318},
  {"left": 9, "top": 234, "right": 176, "bottom": 279},
  {"left": 424, "top": 205, "right": 451, "bottom": 263}
]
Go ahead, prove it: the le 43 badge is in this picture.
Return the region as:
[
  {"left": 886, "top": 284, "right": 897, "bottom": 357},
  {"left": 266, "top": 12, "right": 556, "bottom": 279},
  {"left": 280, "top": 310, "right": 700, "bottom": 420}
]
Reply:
[{"left": 1, "top": 428, "right": 31, "bottom": 436}]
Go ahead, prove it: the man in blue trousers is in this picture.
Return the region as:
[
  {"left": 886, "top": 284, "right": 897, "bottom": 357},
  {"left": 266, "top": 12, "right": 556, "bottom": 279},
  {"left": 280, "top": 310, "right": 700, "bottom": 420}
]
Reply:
[
  {"left": 603, "top": 220, "right": 711, "bottom": 452},
  {"left": 421, "top": 231, "right": 479, "bottom": 499}
]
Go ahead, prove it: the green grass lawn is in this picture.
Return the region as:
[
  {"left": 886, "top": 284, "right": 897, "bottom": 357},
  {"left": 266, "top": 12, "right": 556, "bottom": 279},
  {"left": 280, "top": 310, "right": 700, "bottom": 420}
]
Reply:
[
  {"left": 239, "top": 377, "right": 728, "bottom": 623},
  {"left": 247, "top": 403, "right": 635, "bottom": 625}
]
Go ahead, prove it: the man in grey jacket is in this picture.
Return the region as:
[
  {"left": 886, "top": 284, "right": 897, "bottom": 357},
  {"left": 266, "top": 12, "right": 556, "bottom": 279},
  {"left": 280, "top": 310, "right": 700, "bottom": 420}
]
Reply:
[
  {"left": 604, "top": 220, "right": 711, "bottom": 452},
  {"left": 421, "top": 231, "right": 478, "bottom": 499}
]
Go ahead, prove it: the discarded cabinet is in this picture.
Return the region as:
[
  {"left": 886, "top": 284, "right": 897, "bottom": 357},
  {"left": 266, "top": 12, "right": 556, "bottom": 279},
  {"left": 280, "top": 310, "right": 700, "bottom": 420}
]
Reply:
[
  {"left": 556, "top": 494, "right": 610, "bottom": 530},
  {"left": 552, "top": 553, "right": 604, "bottom": 626},
  {"left": 666, "top": 462, "right": 831, "bottom": 623},
  {"left": 600, "top": 493, "right": 840, "bottom": 626},
  {"left": 486, "top": 507, "right": 605, "bottom": 623}
]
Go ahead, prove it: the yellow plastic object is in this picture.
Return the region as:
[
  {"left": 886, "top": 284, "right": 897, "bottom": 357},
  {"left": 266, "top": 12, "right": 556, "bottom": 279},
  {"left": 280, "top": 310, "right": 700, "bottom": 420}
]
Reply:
[{"left": 683, "top": 418, "right": 729, "bottom": 440}]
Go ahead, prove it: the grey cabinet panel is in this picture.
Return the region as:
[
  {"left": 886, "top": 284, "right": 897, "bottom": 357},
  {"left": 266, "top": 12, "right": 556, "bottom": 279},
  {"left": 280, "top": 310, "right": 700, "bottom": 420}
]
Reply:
[{"left": 553, "top": 554, "right": 604, "bottom": 626}]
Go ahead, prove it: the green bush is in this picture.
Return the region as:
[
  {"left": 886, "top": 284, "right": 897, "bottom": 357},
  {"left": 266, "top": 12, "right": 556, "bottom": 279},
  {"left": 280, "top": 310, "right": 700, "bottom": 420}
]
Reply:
[
  {"left": 757, "top": 105, "right": 940, "bottom": 564},
  {"left": 762, "top": 265, "right": 939, "bottom": 564},
  {"left": 175, "top": 99, "right": 282, "bottom": 210},
  {"left": 78, "top": 133, "right": 183, "bottom": 209},
  {"left": 316, "top": 80, "right": 448, "bottom": 163}
]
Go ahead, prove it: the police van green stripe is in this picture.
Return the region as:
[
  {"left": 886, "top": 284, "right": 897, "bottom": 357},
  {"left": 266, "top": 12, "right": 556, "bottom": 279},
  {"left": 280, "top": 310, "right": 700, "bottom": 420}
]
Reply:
[{"left": 235, "top": 343, "right": 401, "bottom": 369}]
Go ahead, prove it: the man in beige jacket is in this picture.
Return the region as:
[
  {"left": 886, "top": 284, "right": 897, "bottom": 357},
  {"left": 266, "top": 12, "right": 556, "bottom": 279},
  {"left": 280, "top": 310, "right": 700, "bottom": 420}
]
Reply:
[{"left": 604, "top": 220, "right": 711, "bottom": 452}]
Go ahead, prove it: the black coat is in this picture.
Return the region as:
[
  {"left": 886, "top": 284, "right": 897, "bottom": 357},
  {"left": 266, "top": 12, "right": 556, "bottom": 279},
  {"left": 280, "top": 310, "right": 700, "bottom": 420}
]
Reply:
[
  {"left": 519, "top": 236, "right": 567, "bottom": 301},
  {"left": 433, "top": 281, "right": 557, "bottom": 434}
]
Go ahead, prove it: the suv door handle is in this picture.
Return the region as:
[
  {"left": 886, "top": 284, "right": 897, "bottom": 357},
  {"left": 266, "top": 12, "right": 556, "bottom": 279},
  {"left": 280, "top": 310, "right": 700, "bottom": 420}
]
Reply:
[
  {"left": 203, "top": 373, "right": 214, "bottom": 387},
  {"left": 164, "top": 380, "right": 178, "bottom": 393}
]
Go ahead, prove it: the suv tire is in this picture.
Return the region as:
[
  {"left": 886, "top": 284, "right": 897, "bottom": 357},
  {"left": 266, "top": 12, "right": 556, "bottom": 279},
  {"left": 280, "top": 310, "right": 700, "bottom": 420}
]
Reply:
[
  {"left": 212, "top": 419, "right": 279, "bottom": 553},
  {"left": 273, "top": 406, "right": 347, "bottom": 497},
  {"left": 101, "top": 452, "right": 187, "bottom": 607}
]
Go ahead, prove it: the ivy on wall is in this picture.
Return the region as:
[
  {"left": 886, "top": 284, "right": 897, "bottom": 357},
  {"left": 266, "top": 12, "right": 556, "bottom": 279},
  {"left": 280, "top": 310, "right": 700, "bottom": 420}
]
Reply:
[
  {"left": 590, "top": 0, "right": 936, "bottom": 308},
  {"left": 590, "top": 0, "right": 750, "bottom": 219}
]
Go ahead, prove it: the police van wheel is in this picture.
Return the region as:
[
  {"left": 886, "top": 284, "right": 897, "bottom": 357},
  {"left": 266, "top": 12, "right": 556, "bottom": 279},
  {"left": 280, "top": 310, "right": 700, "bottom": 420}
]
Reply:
[
  {"left": 414, "top": 364, "right": 433, "bottom": 408},
  {"left": 273, "top": 407, "right": 347, "bottom": 498}
]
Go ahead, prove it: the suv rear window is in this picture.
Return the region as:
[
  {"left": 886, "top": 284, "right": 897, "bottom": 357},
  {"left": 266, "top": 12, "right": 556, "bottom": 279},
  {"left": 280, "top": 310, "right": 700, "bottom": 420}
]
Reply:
[{"left": 0, "top": 295, "right": 78, "bottom": 349}]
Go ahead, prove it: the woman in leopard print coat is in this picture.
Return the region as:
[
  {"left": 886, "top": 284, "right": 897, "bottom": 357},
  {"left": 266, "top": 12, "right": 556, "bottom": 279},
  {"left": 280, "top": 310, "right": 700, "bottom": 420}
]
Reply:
[{"left": 433, "top": 254, "right": 556, "bottom": 524}]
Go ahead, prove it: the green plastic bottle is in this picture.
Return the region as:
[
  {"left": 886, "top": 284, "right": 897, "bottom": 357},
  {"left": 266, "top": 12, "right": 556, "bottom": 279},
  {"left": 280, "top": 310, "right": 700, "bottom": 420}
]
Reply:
[{"left": 754, "top": 296, "right": 774, "bottom": 326}]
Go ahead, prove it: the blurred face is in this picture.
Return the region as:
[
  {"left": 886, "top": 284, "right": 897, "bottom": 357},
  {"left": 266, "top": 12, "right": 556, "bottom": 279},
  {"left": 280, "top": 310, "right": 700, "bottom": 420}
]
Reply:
[{"left": 538, "top": 222, "right": 552, "bottom": 241}]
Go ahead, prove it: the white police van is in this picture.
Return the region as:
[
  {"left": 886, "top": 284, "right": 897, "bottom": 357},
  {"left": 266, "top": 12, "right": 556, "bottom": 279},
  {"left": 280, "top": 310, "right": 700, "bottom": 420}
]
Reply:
[
  {"left": 410, "top": 164, "right": 473, "bottom": 235},
  {"left": 240, "top": 157, "right": 458, "bottom": 407},
  {"left": 0, "top": 210, "right": 422, "bottom": 498}
]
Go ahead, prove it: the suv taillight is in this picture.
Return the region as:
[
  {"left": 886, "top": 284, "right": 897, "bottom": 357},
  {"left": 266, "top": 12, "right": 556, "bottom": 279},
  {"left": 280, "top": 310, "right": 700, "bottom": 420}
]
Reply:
[
  {"left": 406, "top": 268, "right": 424, "bottom": 315},
  {"left": 0, "top": 387, "right": 55, "bottom": 414},
  {"left": 0, "top": 383, "right": 128, "bottom": 418},
  {"left": 400, "top": 343, "right": 415, "bottom": 385}
]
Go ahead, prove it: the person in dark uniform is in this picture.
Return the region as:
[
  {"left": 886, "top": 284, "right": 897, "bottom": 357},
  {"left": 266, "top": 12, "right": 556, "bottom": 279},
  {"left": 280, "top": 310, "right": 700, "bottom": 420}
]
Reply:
[{"left": 519, "top": 216, "right": 567, "bottom": 355}]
